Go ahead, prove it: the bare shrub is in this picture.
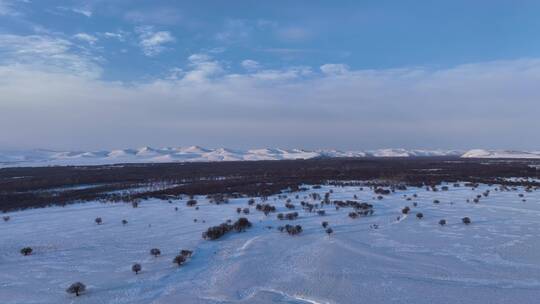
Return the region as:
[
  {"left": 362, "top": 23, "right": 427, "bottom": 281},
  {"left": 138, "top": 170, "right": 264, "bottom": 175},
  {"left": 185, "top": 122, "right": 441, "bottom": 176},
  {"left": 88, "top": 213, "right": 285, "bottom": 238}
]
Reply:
[
  {"left": 66, "top": 282, "right": 86, "bottom": 297},
  {"left": 374, "top": 188, "right": 390, "bottom": 195},
  {"left": 203, "top": 217, "right": 252, "bottom": 240},
  {"left": 232, "top": 217, "right": 252, "bottom": 232},
  {"left": 20, "top": 247, "right": 32, "bottom": 256},
  {"left": 132, "top": 263, "right": 141, "bottom": 274},
  {"left": 173, "top": 255, "right": 186, "bottom": 266},
  {"left": 278, "top": 224, "right": 303, "bottom": 235},
  {"left": 285, "top": 202, "right": 295, "bottom": 209},
  {"left": 180, "top": 250, "right": 193, "bottom": 257},
  {"left": 150, "top": 248, "right": 161, "bottom": 257},
  {"left": 255, "top": 203, "right": 276, "bottom": 215}
]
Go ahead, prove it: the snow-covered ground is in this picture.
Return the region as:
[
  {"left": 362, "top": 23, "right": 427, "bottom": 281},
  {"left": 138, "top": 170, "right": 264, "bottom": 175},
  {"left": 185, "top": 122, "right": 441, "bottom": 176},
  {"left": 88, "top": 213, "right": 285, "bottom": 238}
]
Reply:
[{"left": 2, "top": 183, "right": 540, "bottom": 303}]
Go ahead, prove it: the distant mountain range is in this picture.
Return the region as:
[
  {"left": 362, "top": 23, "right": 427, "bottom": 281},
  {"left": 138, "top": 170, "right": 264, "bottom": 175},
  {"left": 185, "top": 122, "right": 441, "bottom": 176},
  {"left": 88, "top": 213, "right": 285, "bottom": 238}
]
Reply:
[{"left": 0, "top": 147, "right": 539, "bottom": 167}]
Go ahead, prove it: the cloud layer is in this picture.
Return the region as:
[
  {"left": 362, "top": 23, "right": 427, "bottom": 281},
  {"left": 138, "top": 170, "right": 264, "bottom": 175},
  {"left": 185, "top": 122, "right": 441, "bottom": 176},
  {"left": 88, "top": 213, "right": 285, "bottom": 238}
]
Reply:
[
  {"left": 0, "top": 48, "right": 538, "bottom": 150},
  {"left": 1, "top": 1, "right": 539, "bottom": 150}
]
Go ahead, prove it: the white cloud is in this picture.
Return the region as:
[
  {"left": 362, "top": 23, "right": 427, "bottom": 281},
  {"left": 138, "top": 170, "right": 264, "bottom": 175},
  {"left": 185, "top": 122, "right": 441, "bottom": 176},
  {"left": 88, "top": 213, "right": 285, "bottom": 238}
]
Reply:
[
  {"left": 71, "top": 7, "right": 92, "bottom": 17},
  {"left": 136, "top": 26, "right": 175, "bottom": 56},
  {"left": 0, "top": 0, "right": 18, "bottom": 16},
  {"left": 73, "top": 33, "right": 98, "bottom": 45},
  {"left": 102, "top": 31, "right": 128, "bottom": 42},
  {"left": 249, "top": 66, "right": 312, "bottom": 81},
  {"left": 0, "top": 34, "right": 102, "bottom": 78},
  {"left": 320, "top": 64, "right": 349, "bottom": 75},
  {"left": 241, "top": 59, "right": 260, "bottom": 70},
  {"left": 1, "top": 55, "right": 539, "bottom": 149},
  {"left": 57, "top": 6, "right": 92, "bottom": 17},
  {"left": 182, "top": 53, "right": 224, "bottom": 82}
]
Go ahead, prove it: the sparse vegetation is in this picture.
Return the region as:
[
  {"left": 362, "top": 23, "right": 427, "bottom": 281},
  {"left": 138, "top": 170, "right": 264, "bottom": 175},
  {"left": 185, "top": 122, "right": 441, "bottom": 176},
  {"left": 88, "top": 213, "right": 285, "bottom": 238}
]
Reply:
[
  {"left": 180, "top": 250, "right": 193, "bottom": 257},
  {"left": 66, "top": 282, "right": 86, "bottom": 297},
  {"left": 278, "top": 224, "right": 303, "bottom": 235},
  {"left": 173, "top": 255, "right": 186, "bottom": 266},
  {"left": 255, "top": 203, "right": 276, "bottom": 215},
  {"left": 20, "top": 247, "right": 32, "bottom": 256},
  {"left": 132, "top": 263, "right": 141, "bottom": 274},
  {"left": 203, "top": 217, "right": 253, "bottom": 240},
  {"left": 150, "top": 248, "right": 161, "bottom": 257},
  {"left": 277, "top": 212, "right": 299, "bottom": 220}
]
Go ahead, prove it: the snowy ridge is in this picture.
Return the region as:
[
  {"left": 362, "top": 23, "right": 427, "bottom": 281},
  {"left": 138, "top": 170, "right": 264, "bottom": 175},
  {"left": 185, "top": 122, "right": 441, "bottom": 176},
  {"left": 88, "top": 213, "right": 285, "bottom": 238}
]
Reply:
[
  {"left": 0, "top": 146, "right": 465, "bottom": 167},
  {"left": 1, "top": 147, "right": 539, "bottom": 167},
  {"left": 461, "top": 149, "right": 540, "bottom": 159}
]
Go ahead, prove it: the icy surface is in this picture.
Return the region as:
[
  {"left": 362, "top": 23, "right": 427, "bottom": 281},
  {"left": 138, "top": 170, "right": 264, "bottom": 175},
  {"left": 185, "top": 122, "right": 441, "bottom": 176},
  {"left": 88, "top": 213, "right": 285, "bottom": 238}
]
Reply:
[
  {"left": 1, "top": 184, "right": 540, "bottom": 303},
  {"left": 0, "top": 147, "right": 465, "bottom": 168}
]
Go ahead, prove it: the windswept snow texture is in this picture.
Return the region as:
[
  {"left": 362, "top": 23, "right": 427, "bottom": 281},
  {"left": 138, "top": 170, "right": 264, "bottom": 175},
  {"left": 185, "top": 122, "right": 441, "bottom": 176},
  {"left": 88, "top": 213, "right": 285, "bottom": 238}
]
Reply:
[
  {"left": 2, "top": 184, "right": 540, "bottom": 303},
  {"left": 0, "top": 147, "right": 465, "bottom": 167}
]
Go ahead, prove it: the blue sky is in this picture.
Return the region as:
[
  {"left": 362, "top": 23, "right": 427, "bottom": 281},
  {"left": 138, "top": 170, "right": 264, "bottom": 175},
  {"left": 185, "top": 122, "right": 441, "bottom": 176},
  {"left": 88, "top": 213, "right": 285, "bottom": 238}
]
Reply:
[{"left": 1, "top": 0, "right": 539, "bottom": 150}]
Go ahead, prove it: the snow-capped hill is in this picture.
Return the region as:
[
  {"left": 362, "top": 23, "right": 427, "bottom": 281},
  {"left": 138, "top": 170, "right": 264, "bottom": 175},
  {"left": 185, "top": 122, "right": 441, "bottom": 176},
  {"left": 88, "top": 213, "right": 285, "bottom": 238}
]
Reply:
[
  {"left": 368, "top": 148, "right": 412, "bottom": 157},
  {"left": 136, "top": 146, "right": 162, "bottom": 156},
  {"left": 108, "top": 149, "right": 138, "bottom": 158},
  {"left": 180, "top": 145, "right": 212, "bottom": 154},
  {"left": 461, "top": 149, "right": 540, "bottom": 159},
  {"left": 1, "top": 146, "right": 538, "bottom": 168}
]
